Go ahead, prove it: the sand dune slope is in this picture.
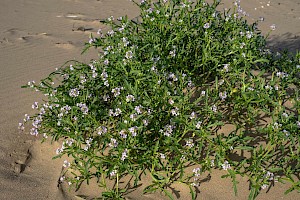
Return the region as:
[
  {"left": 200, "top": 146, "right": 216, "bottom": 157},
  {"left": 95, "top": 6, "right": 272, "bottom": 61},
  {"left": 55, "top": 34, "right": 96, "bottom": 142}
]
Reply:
[{"left": 0, "top": 0, "right": 299, "bottom": 199}]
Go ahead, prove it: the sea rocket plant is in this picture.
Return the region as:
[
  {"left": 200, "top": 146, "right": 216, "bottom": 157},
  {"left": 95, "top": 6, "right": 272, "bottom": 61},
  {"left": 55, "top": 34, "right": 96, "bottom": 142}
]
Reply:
[{"left": 20, "top": 0, "right": 300, "bottom": 199}]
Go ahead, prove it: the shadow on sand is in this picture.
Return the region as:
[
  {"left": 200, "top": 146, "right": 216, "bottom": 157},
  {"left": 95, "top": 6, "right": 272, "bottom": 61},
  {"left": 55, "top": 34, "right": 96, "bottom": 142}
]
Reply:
[{"left": 267, "top": 32, "right": 300, "bottom": 55}]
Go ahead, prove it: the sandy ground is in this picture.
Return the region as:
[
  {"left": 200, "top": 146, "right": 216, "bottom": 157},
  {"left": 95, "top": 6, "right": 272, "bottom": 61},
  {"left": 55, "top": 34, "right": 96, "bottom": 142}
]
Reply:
[{"left": 0, "top": 0, "right": 299, "bottom": 199}]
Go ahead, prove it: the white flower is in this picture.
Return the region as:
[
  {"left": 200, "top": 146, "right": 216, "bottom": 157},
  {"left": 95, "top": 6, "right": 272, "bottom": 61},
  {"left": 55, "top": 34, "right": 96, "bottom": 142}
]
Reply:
[
  {"left": 210, "top": 159, "right": 215, "bottom": 167},
  {"left": 270, "top": 24, "right": 276, "bottom": 31},
  {"left": 283, "top": 129, "right": 290, "bottom": 137},
  {"left": 297, "top": 121, "right": 300, "bottom": 128},
  {"left": 107, "top": 30, "right": 115, "bottom": 36},
  {"left": 221, "top": 160, "right": 231, "bottom": 170},
  {"left": 190, "top": 112, "right": 196, "bottom": 119},
  {"left": 109, "top": 138, "right": 118, "bottom": 148},
  {"left": 192, "top": 167, "right": 201, "bottom": 187},
  {"left": 107, "top": 16, "right": 114, "bottom": 21},
  {"left": 69, "top": 88, "right": 79, "bottom": 97},
  {"left": 63, "top": 160, "right": 70, "bottom": 168},
  {"left": 196, "top": 121, "right": 202, "bottom": 129},
  {"left": 218, "top": 79, "right": 224, "bottom": 85},
  {"left": 104, "top": 59, "right": 109, "bottom": 65},
  {"left": 264, "top": 171, "right": 274, "bottom": 181},
  {"left": 223, "top": 64, "right": 229, "bottom": 72},
  {"left": 180, "top": 155, "right": 186, "bottom": 161},
  {"left": 104, "top": 80, "right": 109, "bottom": 87},
  {"left": 80, "top": 75, "right": 86, "bottom": 84},
  {"left": 168, "top": 73, "right": 178, "bottom": 81},
  {"left": 30, "top": 128, "right": 38, "bottom": 136},
  {"left": 86, "top": 138, "right": 93, "bottom": 146},
  {"left": 59, "top": 176, "right": 65, "bottom": 182},
  {"left": 191, "top": 182, "right": 199, "bottom": 187},
  {"left": 246, "top": 31, "right": 253, "bottom": 39},
  {"left": 110, "top": 170, "right": 118, "bottom": 177},
  {"left": 92, "top": 72, "right": 98, "bottom": 78},
  {"left": 27, "top": 80, "right": 35, "bottom": 88},
  {"left": 171, "top": 107, "right": 179, "bottom": 116},
  {"left": 211, "top": 105, "right": 217, "bottom": 112},
  {"left": 146, "top": 7, "right": 153, "bottom": 13},
  {"left": 88, "top": 38, "right": 95, "bottom": 44},
  {"left": 296, "top": 65, "right": 300, "bottom": 69},
  {"left": 193, "top": 168, "right": 201, "bottom": 176},
  {"left": 276, "top": 72, "right": 288, "bottom": 79},
  {"left": 219, "top": 91, "right": 227, "bottom": 100},
  {"left": 114, "top": 108, "right": 122, "bottom": 116},
  {"left": 240, "top": 42, "right": 245, "bottom": 49},
  {"left": 112, "top": 87, "right": 123, "bottom": 97},
  {"left": 103, "top": 94, "right": 110, "bottom": 101},
  {"left": 18, "top": 122, "right": 25, "bottom": 131},
  {"left": 162, "top": 124, "right": 175, "bottom": 137},
  {"left": 168, "top": 99, "right": 174, "bottom": 105},
  {"left": 63, "top": 73, "right": 69, "bottom": 80},
  {"left": 119, "top": 130, "right": 127, "bottom": 139},
  {"left": 169, "top": 50, "right": 176, "bottom": 57},
  {"left": 119, "top": 25, "right": 125, "bottom": 32},
  {"left": 272, "top": 122, "right": 282, "bottom": 129},
  {"left": 160, "top": 153, "right": 166, "bottom": 159},
  {"left": 32, "top": 102, "right": 39, "bottom": 109},
  {"left": 56, "top": 143, "right": 65, "bottom": 155},
  {"left": 125, "top": 51, "right": 133, "bottom": 59},
  {"left": 122, "top": 37, "right": 129, "bottom": 46},
  {"left": 65, "top": 139, "right": 74, "bottom": 146},
  {"left": 261, "top": 184, "right": 268, "bottom": 190},
  {"left": 130, "top": 113, "right": 137, "bottom": 121},
  {"left": 101, "top": 70, "right": 108, "bottom": 80},
  {"left": 77, "top": 103, "right": 88, "bottom": 115},
  {"left": 126, "top": 95, "right": 135, "bottom": 102},
  {"left": 97, "top": 126, "right": 107, "bottom": 135},
  {"left": 105, "top": 45, "right": 112, "bottom": 51},
  {"left": 143, "top": 119, "right": 149, "bottom": 126},
  {"left": 135, "top": 105, "right": 143, "bottom": 114},
  {"left": 282, "top": 112, "right": 288, "bottom": 118},
  {"left": 128, "top": 126, "right": 138, "bottom": 136},
  {"left": 186, "top": 139, "right": 194, "bottom": 148},
  {"left": 151, "top": 65, "right": 157, "bottom": 72},
  {"left": 203, "top": 23, "right": 210, "bottom": 29},
  {"left": 121, "top": 149, "right": 128, "bottom": 161}
]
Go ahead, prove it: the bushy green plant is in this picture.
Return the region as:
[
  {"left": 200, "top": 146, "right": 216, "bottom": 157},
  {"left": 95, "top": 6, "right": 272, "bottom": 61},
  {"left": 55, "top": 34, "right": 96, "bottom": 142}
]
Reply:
[{"left": 20, "top": 0, "right": 300, "bottom": 199}]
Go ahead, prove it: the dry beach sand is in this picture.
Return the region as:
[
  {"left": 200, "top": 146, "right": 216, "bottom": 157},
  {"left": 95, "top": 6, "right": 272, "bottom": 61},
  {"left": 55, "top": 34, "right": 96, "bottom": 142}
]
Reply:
[{"left": 0, "top": 0, "right": 299, "bottom": 199}]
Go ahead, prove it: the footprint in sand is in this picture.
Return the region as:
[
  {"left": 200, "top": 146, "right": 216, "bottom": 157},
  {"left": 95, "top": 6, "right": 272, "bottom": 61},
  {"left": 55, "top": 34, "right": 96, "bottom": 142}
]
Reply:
[
  {"left": 58, "top": 13, "right": 103, "bottom": 34},
  {"left": 2, "top": 28, "right": 52, "bottom": 44},
  {"left": 55, "top": 41, "right": 75, "bottom": 50},
  {"left": 13, "top": 149, "right": 32, "bottom": 174},
  {"left": 18, "top": 32, "right": 51, "bottom": 42}
]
